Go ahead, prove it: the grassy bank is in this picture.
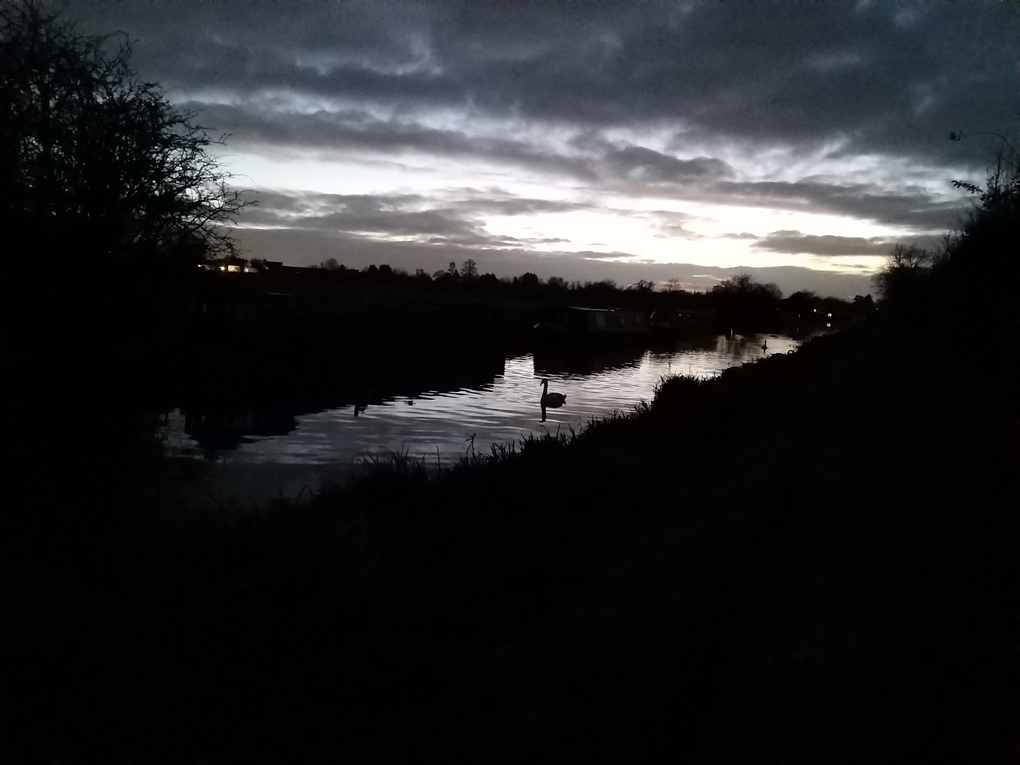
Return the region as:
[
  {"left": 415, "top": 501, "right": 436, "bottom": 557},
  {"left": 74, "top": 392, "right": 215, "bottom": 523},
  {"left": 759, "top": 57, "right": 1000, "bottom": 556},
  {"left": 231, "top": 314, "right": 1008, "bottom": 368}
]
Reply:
[{"left": 0, "top": 316, "right": 1015, "bottom": 764}]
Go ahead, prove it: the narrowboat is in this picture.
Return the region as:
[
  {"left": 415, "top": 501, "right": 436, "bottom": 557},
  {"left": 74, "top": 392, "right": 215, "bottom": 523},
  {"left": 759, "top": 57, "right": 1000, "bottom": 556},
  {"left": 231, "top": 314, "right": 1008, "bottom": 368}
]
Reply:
[{"left": 534, "top": 306, "right": 650, "bottom": 347}]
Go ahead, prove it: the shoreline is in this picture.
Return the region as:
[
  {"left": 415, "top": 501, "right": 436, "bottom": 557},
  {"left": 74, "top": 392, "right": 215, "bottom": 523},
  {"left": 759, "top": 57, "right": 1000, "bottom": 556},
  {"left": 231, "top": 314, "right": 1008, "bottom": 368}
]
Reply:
[
  {"left": 1, "top": 315, "right": 1014, "bottom": 764},
  {"left": 153, "top": 331, "right": 803, "bottom": 509}
]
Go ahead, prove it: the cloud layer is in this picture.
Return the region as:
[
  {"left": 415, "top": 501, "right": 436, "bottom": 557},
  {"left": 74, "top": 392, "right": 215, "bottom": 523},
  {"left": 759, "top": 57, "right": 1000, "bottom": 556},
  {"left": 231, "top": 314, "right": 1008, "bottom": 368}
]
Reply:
[{"left": 62, "top": 1, "right": 1019, "bottom": 296}]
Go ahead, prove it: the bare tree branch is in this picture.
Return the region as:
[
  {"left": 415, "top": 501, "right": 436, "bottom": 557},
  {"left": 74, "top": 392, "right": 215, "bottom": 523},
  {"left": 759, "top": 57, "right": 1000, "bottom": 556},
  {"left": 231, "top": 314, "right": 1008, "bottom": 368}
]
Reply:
[{"left": 0, "top": 1, "right": 255, "bottom": 270}]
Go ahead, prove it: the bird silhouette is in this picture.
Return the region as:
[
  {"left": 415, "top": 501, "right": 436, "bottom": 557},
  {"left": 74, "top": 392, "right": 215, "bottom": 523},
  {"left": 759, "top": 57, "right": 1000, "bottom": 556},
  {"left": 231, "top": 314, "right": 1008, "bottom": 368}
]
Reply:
[{"left": 540, "top": 378, "right": 566, "bottom": 409}]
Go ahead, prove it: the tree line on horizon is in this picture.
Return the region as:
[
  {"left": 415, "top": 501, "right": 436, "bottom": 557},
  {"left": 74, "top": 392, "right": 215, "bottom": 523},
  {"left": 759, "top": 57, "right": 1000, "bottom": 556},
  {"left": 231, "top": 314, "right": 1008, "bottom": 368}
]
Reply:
[
  {"left": 302, "top": 256, "right": 866, "bottom": 323},
  {"left": 314, "top": 255, "right": 684, "bottom": 293}
]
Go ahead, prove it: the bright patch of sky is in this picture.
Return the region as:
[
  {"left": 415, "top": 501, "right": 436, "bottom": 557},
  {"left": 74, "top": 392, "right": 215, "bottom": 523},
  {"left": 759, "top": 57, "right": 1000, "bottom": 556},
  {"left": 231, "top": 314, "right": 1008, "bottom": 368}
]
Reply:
[
  {"left": 223, "top": 136, "right": 928, "bottom": 274},
  {"left": 222, "top": 154, "right": 429, "bottom": 196},
  {"left": 815, "top": 256, "right": 888, "bottom": 272},
  {"left": 204, "top": 69, "right": 979, "bottom": 277}
]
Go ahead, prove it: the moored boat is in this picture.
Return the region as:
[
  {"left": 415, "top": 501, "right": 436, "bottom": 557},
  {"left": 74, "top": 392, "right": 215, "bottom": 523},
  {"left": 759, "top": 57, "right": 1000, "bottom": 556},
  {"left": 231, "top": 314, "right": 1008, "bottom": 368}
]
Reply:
[
  {"left": 534, "top": 306, "right": 650, "bottom": 347},
  {"left": 648, "top": 308, "right": 715, "bottom": 338}
]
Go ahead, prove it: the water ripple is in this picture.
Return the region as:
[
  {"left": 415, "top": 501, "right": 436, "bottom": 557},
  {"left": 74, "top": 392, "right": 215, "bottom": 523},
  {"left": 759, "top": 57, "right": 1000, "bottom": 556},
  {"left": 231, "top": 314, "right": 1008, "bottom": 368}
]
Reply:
[{"left": 162, "top": 333, "right": 802, "bottom": 503}]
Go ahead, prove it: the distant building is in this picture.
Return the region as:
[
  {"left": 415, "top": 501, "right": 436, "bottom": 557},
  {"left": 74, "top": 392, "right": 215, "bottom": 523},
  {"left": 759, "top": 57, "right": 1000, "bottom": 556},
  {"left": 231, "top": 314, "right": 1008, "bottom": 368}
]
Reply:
[{"left": 204, "top": 255, "right": 253, "bottom": 273}]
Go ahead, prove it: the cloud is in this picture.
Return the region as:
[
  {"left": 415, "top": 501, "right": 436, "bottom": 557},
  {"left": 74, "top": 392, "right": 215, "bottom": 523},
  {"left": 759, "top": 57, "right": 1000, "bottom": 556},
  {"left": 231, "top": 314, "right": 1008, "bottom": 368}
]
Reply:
[
  {"left": 603, "top": 146, "right": 735, "bottom": 184},
  {"left": 57, "top": 0, "right": 1014, "bottom": 294},
  {"left": 230, "top": 189, "right": 873, "bottom": 297},
  {"left": 193, "top": 91, "right": 976, "bottom": 233},
  {"left": 64, "top": 1, "right": 1015, "bottom": 175},
  {"left": 190, "top": 100, "right": 739, "bottom": 193},
  {"left": 179, "top": 101, "right": 604, "bottom": 181},
  {"left": 450, "top": 196, "right": 595, "bottom": 217},
  {"left": 237, "top": 188, "right": 601, "bottom": 252},
  {"left": 710, "top": 180, "right": 969, "bottom": 230},
  {"left": 240, "top": 191, "right": 490, "bottom": 245},
  {"left": 641, "top": 209, "right": 704, "bottom": 239},
  {"left": 753, "top": 230, "right": 893, "bottom": 257}
]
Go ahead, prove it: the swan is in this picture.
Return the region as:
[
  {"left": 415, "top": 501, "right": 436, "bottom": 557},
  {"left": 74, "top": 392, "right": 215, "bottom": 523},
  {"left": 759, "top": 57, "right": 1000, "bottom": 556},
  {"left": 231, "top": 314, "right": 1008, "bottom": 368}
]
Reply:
[{"left": 540, "top": 379, "right": 566, "bottom": 408}]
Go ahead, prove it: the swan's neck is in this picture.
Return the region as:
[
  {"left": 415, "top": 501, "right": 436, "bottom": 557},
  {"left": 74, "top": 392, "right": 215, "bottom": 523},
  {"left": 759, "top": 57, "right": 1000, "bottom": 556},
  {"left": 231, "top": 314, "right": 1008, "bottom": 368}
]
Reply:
[{"left": 541, "top": 380, "right": 548, "bottom": 393}]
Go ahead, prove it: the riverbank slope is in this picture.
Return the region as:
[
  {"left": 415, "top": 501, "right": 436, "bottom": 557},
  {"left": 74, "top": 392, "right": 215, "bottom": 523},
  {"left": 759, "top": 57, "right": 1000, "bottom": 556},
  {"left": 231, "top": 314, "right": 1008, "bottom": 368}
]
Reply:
[{"left": 0, "top": 316, "right": 1015, "bottom": 764}]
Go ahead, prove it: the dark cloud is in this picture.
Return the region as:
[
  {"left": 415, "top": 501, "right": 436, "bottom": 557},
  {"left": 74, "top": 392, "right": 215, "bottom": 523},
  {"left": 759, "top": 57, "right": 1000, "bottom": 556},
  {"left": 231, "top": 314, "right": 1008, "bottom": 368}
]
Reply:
[
  {"left": 448, "top": 197, "right": 594, "bottom": 217},
  {"left": 710, "top": 180, "right": 969, "bottom": 231},
  {"left": 239, "top": 189, "right": 595, "bottom": 251},
  {"left": 753, "top": 231, "right": 893, "bottom": 257},
  {"left": 187, "top": 100, "right": 739, "bottom": 190},
  {"left": 179, "top": 101, "right": 602, "bottom": 181},
  {"left": 66, "top": 2, "right": 1015, "bottom": 170},
  {"left": 753, "top": 230, "right": 948, "bottom": 263},
  {"left": 604, "top": 147, "right": 735, "bottom": 184},
  {"left": 242, "top": 191, "right": 486, "bottom": 245}
]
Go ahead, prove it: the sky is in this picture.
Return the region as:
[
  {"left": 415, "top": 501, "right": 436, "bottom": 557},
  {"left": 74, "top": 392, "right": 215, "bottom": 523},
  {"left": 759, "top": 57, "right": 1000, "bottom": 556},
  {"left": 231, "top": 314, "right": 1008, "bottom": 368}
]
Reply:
[{"left": 60, "top": 0, "right": 1020, "bottom": 298}]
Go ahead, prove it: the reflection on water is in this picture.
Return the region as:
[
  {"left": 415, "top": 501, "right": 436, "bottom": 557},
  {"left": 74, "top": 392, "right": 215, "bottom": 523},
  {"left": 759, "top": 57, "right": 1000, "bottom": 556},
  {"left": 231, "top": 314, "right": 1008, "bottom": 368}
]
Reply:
[
  {"left": 184, "top": 410, "right": 299, "bottom": 451},
  {"left": 533, "top": 345, "right": 645, "bottom": 376},
  {"left": 161, "top": 333, "right": 800, "bottom": 505}
]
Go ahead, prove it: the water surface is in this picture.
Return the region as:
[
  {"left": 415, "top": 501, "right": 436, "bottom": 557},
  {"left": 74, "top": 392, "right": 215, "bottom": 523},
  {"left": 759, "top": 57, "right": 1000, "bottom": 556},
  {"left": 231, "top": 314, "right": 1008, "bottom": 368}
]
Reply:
[{"left": 162, "top": 333, "right": 799, "bottom": 505}]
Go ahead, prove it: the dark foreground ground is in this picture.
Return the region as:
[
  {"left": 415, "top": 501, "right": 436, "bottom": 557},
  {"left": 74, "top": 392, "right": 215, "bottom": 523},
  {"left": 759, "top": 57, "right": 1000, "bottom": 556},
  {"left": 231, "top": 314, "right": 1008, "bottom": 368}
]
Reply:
[{"left": 0, "top": 316, "right": 1016, "bottom": 764}]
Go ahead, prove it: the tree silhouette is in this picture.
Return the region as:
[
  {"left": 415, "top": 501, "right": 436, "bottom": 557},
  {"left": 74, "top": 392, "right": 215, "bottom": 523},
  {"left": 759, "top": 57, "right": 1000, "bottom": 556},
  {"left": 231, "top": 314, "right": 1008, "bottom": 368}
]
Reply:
[
  {"left": 933, "top": 139, "right": 1020, "bottom": 327},
  {"left": 629, "top": 279, "right": 656, "bottom": 292},
  {"left": 872, "top": 244, "right": 932, "bottom": 305},
  {"left": 460, "top": 259, "right": 478, "bottom": 278},
  {"left": 546, "top": 276, "right": 568, "bottom": 291},
  {"left": 518, "top": 272, "right": 541, "bottom": 290},
  {"left": 709, "top": 273, "right": 783, "bottom": 328},
  {"left": 0, "top": 1, "right": 251, "bottom": 272},
  {"left": 712, "top": 273, "right": 783, "bottom": 301}
]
